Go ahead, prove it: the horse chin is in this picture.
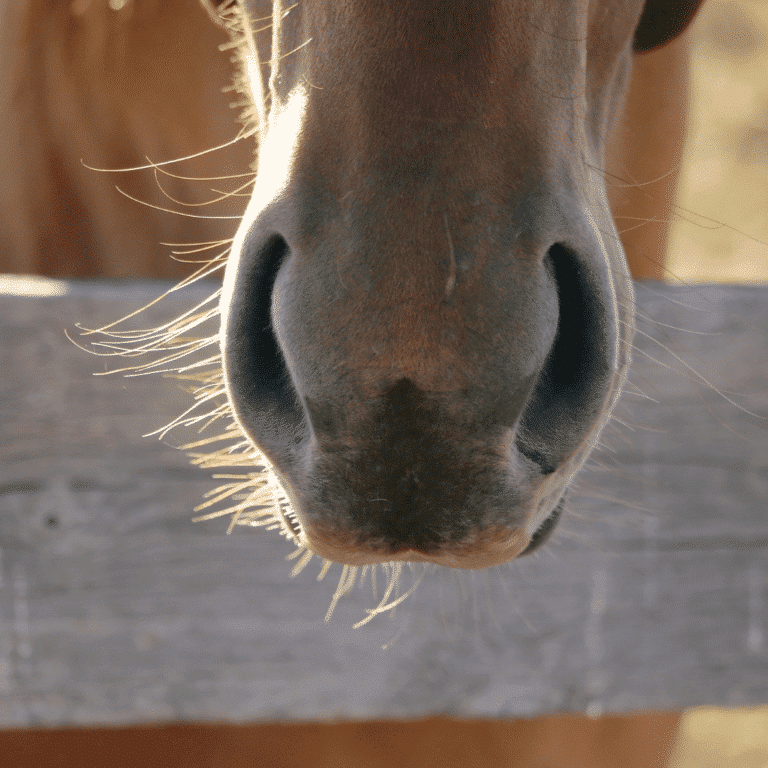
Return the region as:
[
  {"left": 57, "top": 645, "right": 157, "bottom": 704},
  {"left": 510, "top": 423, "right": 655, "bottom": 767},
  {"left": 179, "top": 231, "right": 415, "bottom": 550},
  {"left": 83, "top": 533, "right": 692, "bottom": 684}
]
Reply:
[
  {"left": 273, "top": 470, "right": 566, "bottom": 568},
  {"left": 302, "top": 541, "right": 531, "bottom": 571}
]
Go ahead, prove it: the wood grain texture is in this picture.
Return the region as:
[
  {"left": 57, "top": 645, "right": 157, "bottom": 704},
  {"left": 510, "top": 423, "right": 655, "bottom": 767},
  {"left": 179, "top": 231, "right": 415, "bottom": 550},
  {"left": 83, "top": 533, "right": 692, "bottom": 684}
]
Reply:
[{"left": 0, "top": 277, "right": 766, "bottom": 727}]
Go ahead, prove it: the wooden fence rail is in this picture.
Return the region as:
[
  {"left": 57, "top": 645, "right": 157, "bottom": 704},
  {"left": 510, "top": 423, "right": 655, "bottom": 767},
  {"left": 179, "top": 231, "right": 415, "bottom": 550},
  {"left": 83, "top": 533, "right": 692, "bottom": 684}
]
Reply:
[{"left": 0, "top": 276, "right": 766, "bottom": 728}]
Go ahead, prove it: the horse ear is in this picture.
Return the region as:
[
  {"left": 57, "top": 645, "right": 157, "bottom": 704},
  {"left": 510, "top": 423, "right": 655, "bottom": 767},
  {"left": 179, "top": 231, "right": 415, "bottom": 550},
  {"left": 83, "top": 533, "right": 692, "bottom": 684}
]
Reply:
[
  {"left": 199, "top": 0, "right": 233, "bottom": 28},
  {"left": 633, "top": 0, "right": 705, "bottom": 53}
]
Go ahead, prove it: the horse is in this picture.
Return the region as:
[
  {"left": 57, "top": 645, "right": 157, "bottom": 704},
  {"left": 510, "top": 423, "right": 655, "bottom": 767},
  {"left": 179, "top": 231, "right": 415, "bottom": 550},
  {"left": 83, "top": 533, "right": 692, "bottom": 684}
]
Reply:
[{"left": 187, "top": 0, "right": 705, "bottom": 577}]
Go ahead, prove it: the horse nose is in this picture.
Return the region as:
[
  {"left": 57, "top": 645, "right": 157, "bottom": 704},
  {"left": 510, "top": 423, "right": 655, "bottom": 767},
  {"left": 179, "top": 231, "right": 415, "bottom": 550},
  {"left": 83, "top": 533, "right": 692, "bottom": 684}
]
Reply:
[
  {"left": 210, "top": 1, "right": 635, "bottom": 569},
  {"left": 218, "top": 58, "right": 626, "bottom": 568},
  {"left": 222, "top": 204, "right": 620, "bottom": 567}
]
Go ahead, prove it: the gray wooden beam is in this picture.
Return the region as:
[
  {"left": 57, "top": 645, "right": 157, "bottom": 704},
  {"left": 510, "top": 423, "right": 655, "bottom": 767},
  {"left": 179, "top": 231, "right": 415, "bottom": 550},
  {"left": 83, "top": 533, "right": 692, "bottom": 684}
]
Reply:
[{"left": 0, "top": 276, "right": 766, "bottom": 727}]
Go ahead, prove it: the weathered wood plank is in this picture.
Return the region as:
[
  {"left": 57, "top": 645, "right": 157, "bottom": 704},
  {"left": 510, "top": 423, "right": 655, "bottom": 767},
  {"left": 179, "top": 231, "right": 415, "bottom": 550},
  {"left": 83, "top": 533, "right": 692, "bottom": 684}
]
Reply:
[{"left": 0, "top": 276, "right": 766, "bottom": 727}]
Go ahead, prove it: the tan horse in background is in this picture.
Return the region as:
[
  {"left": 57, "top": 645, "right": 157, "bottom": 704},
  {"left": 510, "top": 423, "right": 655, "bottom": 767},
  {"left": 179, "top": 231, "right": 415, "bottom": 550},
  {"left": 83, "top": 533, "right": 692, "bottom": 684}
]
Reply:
[{"left": 0, "top": 0, "right": 250, "bottom": 278}]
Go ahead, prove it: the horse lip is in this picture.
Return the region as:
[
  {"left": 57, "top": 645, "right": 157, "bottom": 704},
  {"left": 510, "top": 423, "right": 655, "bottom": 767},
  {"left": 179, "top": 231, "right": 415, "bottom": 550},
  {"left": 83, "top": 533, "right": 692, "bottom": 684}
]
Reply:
[
  {"left": 259, "top": 399, "right": 548, "bottom": 567},
  {"left": 239, "top": 375, "right": 565, "bottom": 568},
  {"left": 300, "top": 523, "right": 532, "bottom": 568}
]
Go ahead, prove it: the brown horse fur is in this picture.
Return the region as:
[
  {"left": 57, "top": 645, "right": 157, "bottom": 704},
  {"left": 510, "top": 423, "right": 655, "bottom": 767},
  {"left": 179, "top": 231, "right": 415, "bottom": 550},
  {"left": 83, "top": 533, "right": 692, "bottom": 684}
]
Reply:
[{"left": 0, "top": 0, "right": 251, "bottom": 278}]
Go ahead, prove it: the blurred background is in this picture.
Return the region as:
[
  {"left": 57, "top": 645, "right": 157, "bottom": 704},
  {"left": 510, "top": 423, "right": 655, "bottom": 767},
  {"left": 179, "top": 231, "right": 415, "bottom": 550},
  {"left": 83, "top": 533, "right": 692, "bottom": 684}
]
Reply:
[
  {"left": 668, "top": 0, "right": 768, "bottom": 285},
  {"left": 666, "top": 2, "right": 768, "bottom": 760}
]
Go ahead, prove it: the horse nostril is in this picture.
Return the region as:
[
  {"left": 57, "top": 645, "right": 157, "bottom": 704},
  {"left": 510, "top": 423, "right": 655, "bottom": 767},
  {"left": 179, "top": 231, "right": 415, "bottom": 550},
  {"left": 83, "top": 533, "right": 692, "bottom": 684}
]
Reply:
[
  {"left": 516, "top": 245, "right": 614, "bottom": 472},
  {"left": 222, "top": 233, "right": 308, "bottom": 474},
  {"left": 244, "top": 235, "right": 290, "bottom": 396},
  {"left": 544, "top": 245, "right": 605, "bottom": 399},
  {"left": 225, "top": 234, "right": 291, "bottom": 399}
]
